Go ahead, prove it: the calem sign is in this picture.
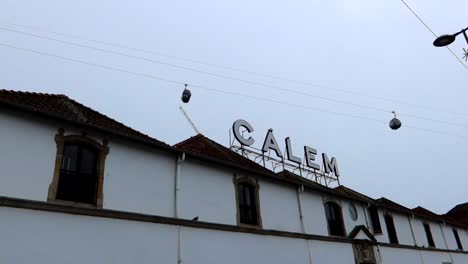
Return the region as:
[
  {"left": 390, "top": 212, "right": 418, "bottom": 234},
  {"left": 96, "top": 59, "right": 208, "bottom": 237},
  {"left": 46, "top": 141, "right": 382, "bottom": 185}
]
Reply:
[{"left": 232, "top": 119, "right": 340, "bottom": 176}]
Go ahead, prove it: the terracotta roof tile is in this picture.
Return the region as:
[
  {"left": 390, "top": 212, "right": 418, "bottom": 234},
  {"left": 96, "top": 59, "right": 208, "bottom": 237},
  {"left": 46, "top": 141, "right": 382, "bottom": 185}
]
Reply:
[
  {"left": 175, "top": 134, "right": 275, "bottom": 176},
  {"left": 334, "top": 185, "right": 375, "bottom": 204},
  {"left": 0, "top": 89, "right": 171, "bottom": 149},
  {"left": 376, "top": 197, "right": 413, "bottom": 215}
]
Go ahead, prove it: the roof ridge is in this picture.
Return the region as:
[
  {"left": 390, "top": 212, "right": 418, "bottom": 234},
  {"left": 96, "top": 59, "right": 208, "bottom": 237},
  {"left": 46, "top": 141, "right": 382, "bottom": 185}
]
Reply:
[
  {"left": 0, "top": 89, "right": 67, "bottom": 98},
  {"left": 173, "top": 133, "right": 204, "bottom": 148}
]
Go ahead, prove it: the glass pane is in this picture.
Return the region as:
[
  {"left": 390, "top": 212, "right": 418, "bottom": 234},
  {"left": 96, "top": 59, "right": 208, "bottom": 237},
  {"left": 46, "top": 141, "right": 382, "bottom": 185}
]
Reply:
[
  {"left": 62, "top": 145, "right": 79, "bottom": 172},
  {"left": 80, "top": 147, "right": 98, "bottom": 175}
]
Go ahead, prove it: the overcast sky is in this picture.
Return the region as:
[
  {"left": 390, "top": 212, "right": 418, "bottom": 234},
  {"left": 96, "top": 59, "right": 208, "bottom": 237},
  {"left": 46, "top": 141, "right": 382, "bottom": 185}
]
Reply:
[{"left": 1, "top": 0, "right": 467, "bottom": 213}]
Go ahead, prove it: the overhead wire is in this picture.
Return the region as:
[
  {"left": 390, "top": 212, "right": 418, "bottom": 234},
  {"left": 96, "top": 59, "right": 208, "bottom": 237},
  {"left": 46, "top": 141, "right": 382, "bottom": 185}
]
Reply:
[
  {"left": 1, "top": 25, "right": 468, "bottom": 129},
  {"left": 1, "top": 41, "right": 467, "bottom": 140},
  {"left": 399, "top": 0, "right": 468, "bottom": 70},
  {"left": 3, "top": 21, "right": 468, "bottom": 118}
]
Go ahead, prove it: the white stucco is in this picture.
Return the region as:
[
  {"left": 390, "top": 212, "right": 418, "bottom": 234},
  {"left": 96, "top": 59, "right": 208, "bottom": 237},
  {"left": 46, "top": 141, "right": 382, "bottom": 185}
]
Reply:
[
  {"left": 258, "top": 179, "right": 302, "bottom": 232},
  {"left": 182, "top": 227, "right": 310, "bottom": 264},
  {"left": 308, "top": 240, "right": 355, "bottom": 264},
  {"left": 420, "top": 251, "right": 453, "bottom": 264},
  {"left": 392, "top": 213, "right": 416, "bottom": 246},
  {"left": 379, "top": 247, "right": 424, "bottom": 264},
  {"left": 178, "top": 159, "right": 237, "bottom": 225},
  {"left": 0, "top": 110, "right": 57, "bottom": 201},
  {"left": 410, "top": 217, "right": 447, "bottom": 249},
  {"left": 1, "top": 109, "right": 468, "bottom": 264},
  {"left": 103, "top": 140, "right": 176, "bottom": 217},
  {"left": 0, "top": 207, "right": 178, "bottom": 264},
  {"left": 300, "top": 191, "right": 329, "bottom": 236},
  {"left": 341, "top": 200, "right": 369, "bottom": 236}
]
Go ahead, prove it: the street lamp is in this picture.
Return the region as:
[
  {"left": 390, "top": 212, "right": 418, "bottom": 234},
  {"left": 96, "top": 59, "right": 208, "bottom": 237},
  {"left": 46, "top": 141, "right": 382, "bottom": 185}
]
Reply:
[{"left": 433, "top": 27, "right": 468, "bottom": 47}]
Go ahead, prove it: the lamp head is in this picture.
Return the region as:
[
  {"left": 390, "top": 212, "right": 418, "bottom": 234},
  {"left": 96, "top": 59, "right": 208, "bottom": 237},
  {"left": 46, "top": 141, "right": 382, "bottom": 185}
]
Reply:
[{"left": 433, "top": 34, "right": 456, "bottom": 47}]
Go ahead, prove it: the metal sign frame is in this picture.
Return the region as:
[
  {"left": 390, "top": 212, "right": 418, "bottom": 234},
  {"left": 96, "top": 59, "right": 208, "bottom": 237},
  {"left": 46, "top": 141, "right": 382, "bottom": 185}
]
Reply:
[{"left": 229, "top": 129, "right": 340, "bottom": 188}]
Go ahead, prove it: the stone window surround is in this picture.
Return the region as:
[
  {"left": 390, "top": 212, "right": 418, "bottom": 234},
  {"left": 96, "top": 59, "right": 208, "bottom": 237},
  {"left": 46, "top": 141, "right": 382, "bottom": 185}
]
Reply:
[
  {"left": 323, "top": 200, "right": 347, "bottom": 237},
  {"left": 233, "top": 175, "right": 262, "bottom": 229},
  {"left": 47, "top": 128, "right": 109, "bottom": 208}
]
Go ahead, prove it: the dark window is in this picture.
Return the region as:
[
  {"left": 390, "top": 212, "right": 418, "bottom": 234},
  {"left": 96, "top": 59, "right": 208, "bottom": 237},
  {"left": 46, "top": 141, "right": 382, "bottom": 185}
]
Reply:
[
  {"left": 424, "top": 223, "right": 435, "bottom": 247},
  {"left": 384, "top": 214, "right": 399, "bottom": 244},
  {"left": 237, "top": 182, "right": 259, "bottom": 226},
  {"left": 56, "top": 142, "right": 99, "bottom": 204},
  {"left": 368, "top": 205, "right": 382, "bottom": 234},
  {"left": 453, "top": 229, "right": 463, "bottom": 250},
  {"left": 325, "top": 202, "right": 346, "bottom": 237}
]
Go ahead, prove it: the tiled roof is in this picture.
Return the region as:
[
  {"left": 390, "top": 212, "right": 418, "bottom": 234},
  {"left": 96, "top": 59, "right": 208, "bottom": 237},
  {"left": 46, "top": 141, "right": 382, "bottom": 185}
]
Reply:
[
  {"left": 447, "top": 203, "right": 468, "bottom": 215},
  {"left": 175, "top": 134, "right": 276, "bottom": 176},
  {"left": 412, "top": 206, "right": 441, "bottom": 219},
  {"left": 334, "top": 185, "right": 374, "bottom": 204},
  {"left": 175, "top": 135, "right": 373, "bottom": 204},
  {"left": 0, "top": 89, "right": 172, "bottom": 150},
  {"left": 376, "top": 197, "right": 413, "bottom": 215},
  {"left": 445, "top": 203, "right": 468, "bottom": 225}
]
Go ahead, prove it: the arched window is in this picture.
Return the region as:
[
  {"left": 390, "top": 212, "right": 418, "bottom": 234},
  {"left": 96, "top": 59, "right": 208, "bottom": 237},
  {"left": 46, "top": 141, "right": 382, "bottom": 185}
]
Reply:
[
  {"left": 235, "top": 178, "right": 261, "bottom": 227},
  {"left": 48, "top": 130, "right": 108, "bottom": 207},
  {"left": 324, "top": 201, "right": 346, "bottom": 236},
  {"left": 384, "top": 214, "right": 399, "bottom": 244}
]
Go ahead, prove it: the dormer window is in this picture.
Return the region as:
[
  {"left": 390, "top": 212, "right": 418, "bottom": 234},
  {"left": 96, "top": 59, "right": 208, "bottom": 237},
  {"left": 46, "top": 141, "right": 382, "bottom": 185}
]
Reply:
[
  {"left": 48, "top": 130, "right": 108, "bottom": 207},
  {"left": 324, "top": 201, "right": 346, "bottom": 237},
  {"left": 234, "top": 177, "right": 261, "bottom": 227}
]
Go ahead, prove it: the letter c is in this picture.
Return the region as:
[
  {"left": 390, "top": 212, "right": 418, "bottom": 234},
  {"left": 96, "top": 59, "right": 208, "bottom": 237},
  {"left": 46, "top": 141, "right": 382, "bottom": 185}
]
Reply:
[{"left": 232, "top": 119, "right": 255, "bottom": 146}]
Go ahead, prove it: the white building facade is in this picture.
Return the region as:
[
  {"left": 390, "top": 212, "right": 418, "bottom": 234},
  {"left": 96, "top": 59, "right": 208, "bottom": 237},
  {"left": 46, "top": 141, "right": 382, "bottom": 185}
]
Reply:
[{"left": 0, "top": 90, "right": 467, "bottom": 264}]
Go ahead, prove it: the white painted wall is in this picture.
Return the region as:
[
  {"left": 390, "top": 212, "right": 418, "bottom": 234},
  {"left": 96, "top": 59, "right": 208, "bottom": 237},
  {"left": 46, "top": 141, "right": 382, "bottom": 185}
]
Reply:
[
  {"left": 308, "top": 240, "right": 355, "bottom": 264},
  {"left": 392, "top": 213, "right": 415, "bottom": 246},
  {"left": 341, "top": 200, "right": 369, "bottom": 236},
  {"left": 441, "top": 225, "right": 459, "bottom": 250},
  {"left": 0, "top": 207, "right": 178, "bottom": 264},
  {"left": 178, "top": 159, "right": 237, "bottom": 225},
  {"left": 103, "top": 140, "right": 176, "bottom": 217},
  {"left": 458, "top": 228, "right": 468, "bottom": 250},
  {"left": 0, "top": 110, "right": 56, "bottom": 201},
  {"left": 411, "top": 217, "right": 447, "bottom": 249},
  {"left": 420, "top": 251, "right": 453, "bottom": 264},
  {"left": 1, "top": 109, "right": 468, "bottom": 261},
  {"left": 182, "top": 226, "right": 310, "bottom": 264},
  {"left": 300, "top": 191, "right": 329, "bottom": 236},
  {"left": 379, "top": 247, "right": 423, "bottom": 264},
  {"left": 258, "top": 179, "right": 302, "bottom": 232}
]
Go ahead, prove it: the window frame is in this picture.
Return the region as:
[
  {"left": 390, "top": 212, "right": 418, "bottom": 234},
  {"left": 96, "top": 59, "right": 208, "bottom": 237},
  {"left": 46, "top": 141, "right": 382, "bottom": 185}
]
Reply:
[
  {"left": 423, "top": 222, "right": 436, "bottom": 248},
  {"left": 47, "top": 129, "right": 109, "bottom": 208},
  {"left": 324, "top": 201, "right": 346, "bottom": 237},
  {"left": 368, "top": 204, "right": 383, "bottom": 235},
  {"left": 384, "top": 214, "right": 399, "bottom": 244},
  {"left": 453, "top": 228, "right": 463, "bottom": 250},
  {"left": 234, "top": 176, "right": 262, "bottom": 228}
]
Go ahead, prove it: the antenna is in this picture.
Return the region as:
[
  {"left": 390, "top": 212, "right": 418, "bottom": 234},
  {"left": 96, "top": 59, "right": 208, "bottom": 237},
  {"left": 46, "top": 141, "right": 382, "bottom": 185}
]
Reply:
[{"left": 179, "top": 106, "right": 200, "bottom": 134}]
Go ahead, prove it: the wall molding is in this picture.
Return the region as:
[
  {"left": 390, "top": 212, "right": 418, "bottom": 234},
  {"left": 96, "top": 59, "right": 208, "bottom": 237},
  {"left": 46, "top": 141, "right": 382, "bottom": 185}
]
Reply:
[{"left": 1, "top": 196, "right": 467, "bottom": 255}]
